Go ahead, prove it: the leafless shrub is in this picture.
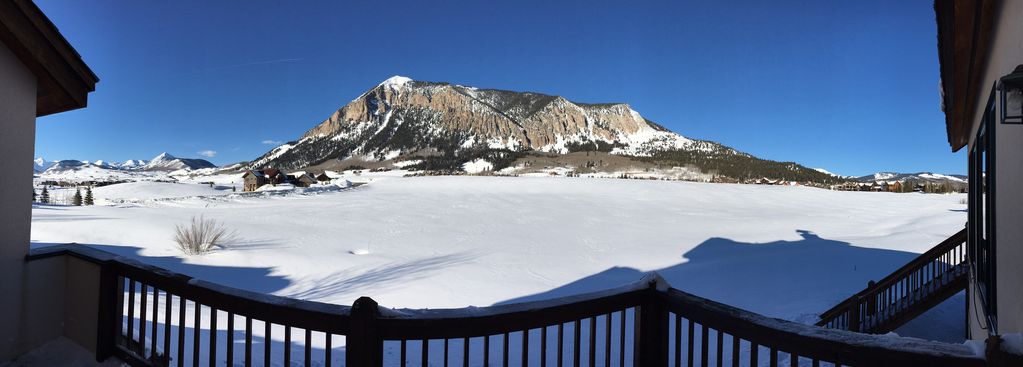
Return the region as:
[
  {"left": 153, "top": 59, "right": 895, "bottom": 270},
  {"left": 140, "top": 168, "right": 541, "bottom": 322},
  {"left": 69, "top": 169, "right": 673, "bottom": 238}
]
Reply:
[
  {"left": 959, "top": 198, "right": 968, "bottom": 205},
  {"left": 173, "top": 215, "right": 237, "bottom": 255}
]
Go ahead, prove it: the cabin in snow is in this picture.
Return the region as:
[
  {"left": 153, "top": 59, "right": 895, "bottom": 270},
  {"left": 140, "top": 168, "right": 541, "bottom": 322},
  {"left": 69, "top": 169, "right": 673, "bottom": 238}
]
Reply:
[
  {"left": 242, "top": 170, "right": 266, "bottom": 192},
  {"left": 287, "top": 172, "right": 317, "bottom": 187},
  {"left": 315, "top": 172, "right": 332, "bottom": 182},
  {"left": 243, "top": 168, "right": 287, "bottom": 191}
]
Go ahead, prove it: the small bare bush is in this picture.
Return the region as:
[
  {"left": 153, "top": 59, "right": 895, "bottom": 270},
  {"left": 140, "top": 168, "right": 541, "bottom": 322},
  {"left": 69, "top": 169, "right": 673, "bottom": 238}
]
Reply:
[{"left": 173, "top": 215, "right": 237, "bottom": 255}]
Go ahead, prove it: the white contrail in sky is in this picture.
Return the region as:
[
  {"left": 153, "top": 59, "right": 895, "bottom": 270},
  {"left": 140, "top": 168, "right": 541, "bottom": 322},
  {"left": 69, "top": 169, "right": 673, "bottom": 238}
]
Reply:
[{"left": 182, "top": 58, "right": 304, "bottom": 75}]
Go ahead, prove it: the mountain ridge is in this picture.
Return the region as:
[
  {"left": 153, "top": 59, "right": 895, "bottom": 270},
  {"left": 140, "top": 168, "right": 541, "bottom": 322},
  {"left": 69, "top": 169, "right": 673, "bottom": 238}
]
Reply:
[{"left": 242, "top": 76, "right": 828, "bottom": 183}]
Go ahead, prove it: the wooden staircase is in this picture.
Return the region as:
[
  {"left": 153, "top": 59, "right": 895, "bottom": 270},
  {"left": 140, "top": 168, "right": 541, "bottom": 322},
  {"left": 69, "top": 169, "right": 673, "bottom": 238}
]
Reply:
[{"left": 817, "top": 228, "right": 968, "bottom": 334}]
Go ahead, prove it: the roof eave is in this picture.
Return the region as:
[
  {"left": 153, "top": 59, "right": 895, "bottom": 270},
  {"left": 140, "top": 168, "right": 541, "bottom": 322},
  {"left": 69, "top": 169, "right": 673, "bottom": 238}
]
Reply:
[
  {"left": 0, "top": 0, "right": 98, "bottom": 117},
  {"left": 934, "top": 0, "right": 997, "bottom": 152}
]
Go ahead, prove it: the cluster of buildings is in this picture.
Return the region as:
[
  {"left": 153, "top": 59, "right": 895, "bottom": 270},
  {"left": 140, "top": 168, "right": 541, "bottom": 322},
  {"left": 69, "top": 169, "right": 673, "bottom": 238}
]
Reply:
[
  {"left": 241, "top": 168, "right": 333, "bottom": 192},
  {"left": 831, "top": 181, "right": 908, "bottom": 192}
]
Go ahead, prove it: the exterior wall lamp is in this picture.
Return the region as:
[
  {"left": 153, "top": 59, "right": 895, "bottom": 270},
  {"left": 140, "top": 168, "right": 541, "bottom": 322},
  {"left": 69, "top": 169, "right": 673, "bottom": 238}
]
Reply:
[{"left": 1000, "top": 65, "right": 1023, "bottom": 124}]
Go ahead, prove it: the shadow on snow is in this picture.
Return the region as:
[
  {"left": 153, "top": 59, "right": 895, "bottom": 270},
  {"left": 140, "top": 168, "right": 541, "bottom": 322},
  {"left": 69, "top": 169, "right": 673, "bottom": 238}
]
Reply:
[{"left": 498, "top": 230, "right": 965, "bottom": 343}]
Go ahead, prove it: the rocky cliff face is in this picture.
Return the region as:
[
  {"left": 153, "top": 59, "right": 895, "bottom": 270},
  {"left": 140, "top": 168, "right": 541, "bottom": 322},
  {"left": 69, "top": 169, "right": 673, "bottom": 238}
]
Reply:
[{"left": 247, "top": 76, "right": 719, "bottom": 170}]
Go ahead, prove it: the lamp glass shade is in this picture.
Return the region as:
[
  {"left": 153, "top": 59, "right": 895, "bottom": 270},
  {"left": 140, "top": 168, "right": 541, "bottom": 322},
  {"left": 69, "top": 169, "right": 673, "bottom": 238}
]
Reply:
[{"left": 1006, "top": 87, "right": 1023, "bottom": 120}]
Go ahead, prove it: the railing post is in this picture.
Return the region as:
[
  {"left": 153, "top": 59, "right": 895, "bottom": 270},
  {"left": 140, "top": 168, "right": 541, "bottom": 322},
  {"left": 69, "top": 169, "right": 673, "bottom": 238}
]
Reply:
[
  {"left": 848, "top": 297, "right": 861, "bottom": 333},
  {"left": 634, "top": 284, "right": 668, "bottom": 367},
  {"left": 347, "top": 296, "right": 382, "bottom": 367},
  {"left": 865, "top": 281, "right": 876, "bottom": 318},
  {"left": 95, "top": 261, "right": 118, "bottom": 362}
]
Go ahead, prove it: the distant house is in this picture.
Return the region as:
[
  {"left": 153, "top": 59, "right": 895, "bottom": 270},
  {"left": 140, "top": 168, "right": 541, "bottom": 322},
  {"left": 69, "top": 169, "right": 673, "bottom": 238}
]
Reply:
[
  {"left": 242, "top": 171, "right": 266, "bottom": 192},
  {"left": 242, "top": 168, "right": 287, "bottom": 191},
  {"left": 288, "top": 173, "right": 317, "bottom": 187},
  {"left": 262, "top": 168, "right": 286, "bottom": 185},
  {"left": 832, "top": 182, "right": 860, "bottom": 191},
  {"left": 315, "top": 172, "right": 332, "bottom": 182}
]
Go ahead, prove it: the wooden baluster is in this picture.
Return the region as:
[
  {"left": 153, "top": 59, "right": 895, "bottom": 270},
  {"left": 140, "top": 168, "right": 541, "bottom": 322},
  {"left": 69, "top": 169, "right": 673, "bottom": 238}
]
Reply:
[
  {"left": 687, "top": 319, "right": 695, "bottom": 367},
  {"left": 400, "top": 339, "right": 407, "bottom": 366},
  {"left": 325, "top": 333, "right": 332, "bottom": 367},
  {"left": 284, "top": 326, "right": 291, "bottom": 367},
  {"left": 731, "top": 336, "right": 739, "bottom": 367},
  {"left": 227, "top": 313, "right": 234, "bottom": 367},
  {"left": 244, "top": 317, "right": 252, "bottom": 367},
  {"left": 484, "top": 335, "right": 490, "bottom": 366},
  {"left": 604, "top": 314, "right": 611, "bottom": 367},
  {"left": 503, "top": 333, "right": 509, "bottom": 367},
  {"left": 137, "top": 284, "right": 147, "bottom": 353},
  {"left": 716, "top": 330, "right": 723, "bottom": 367},
  {"left": 264, "top": 322, "right": 271, "bottom": 367},
  {"left": 177, "top": 298, "right": 185, "bottom": 367},
  {"left": 574, "top": 320, "right": 581, "bottom": 367},
  {"left": 522, "top": 330, "right": 529, "bottom": 367},
  {"left": 749, "top": 342, "right": 758, "bottom": 367},
  {"left": 150, "top": 288, "right": 158, "bottom": 361},
  {"left": 209, "top": 309, "right": 217, "bottom": 367},
  {"left": 305, "top": 329, "right": 313, "bottom": 367},
  {"left": 588, "top": 317, "right": 596, "bottom": 367},
  {"left": 674, "top": 314, "right": 681, "bottom": 367},
  {"left": 443, "top": 338, "right": 448, "bottom": 367},
  {"left": 422, "top": 338, "right": 429, "bottom": 367},
  {"left": 127, "top": 280, "right": 135, "bottom": 347},
  {"left": 463, "top": 337, "right": 470, "bottom": 367},
  {"left": 558, "top": 323, "right": 564, "bottom": 367},
  {"left": 701, "top": 324, "right": 708, "bottom": 367},
  {"left": 193, "top": 304, "right": 200, "bottom": 367},
  {"left": 619, "top": 311, "right": 625, "bottom": 367},
  {"left": 541, "top": 327, "right": 547, "bottom": 367},
  {"left": 163, "top": 292, "right": 171, "bottom": 366},
  {"left": 139, "top": 284, "right": 147, "bottom": 356}
]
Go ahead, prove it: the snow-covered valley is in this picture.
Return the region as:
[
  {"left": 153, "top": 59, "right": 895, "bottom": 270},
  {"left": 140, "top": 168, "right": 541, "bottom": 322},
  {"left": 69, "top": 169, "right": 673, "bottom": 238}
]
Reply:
[{"left": 32, "top": 176, "right": 966, "bottom": 344}]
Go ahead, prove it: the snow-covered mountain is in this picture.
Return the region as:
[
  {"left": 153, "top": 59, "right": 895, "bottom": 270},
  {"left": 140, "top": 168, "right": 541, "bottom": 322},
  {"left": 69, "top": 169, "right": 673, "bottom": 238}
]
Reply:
[
  {"left": 143, "top": 152, "right": 216, "bottom": 171},
  {"left": 249, "top": 76, "right": 711, "bottom": 170},
  {"left": 855, "top": 172, "right": 967, "bottom": 184},
  {"left": 247, "top": 76, "right": 835, "bottom": 183},
  {"left": 36, "top": 153, "right": 217, "bottom": 182},
  {"left": 33, "top": 157, "right": 55, "bottom": 173},
  {"left": 117, "top": 159, "right": 148, "bottom": 169}
]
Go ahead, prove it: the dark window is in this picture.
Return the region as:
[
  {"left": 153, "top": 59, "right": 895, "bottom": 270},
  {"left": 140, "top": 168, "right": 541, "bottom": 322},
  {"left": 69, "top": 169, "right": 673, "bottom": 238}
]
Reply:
[{"left": 968, "top": 84, "right": 997, "bottom": 334}]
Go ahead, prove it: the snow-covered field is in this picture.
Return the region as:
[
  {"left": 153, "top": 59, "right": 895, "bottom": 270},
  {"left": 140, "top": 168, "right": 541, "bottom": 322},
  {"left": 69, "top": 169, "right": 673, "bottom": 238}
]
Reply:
[{"left": 30, "top": 177, "right": 968, "bottom": 365}]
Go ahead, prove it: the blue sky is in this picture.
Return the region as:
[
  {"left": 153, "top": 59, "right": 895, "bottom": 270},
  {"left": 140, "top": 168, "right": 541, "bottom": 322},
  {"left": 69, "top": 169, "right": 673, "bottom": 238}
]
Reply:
[{"left": 34, "top": 0, "right": 961, "bottom": 176}]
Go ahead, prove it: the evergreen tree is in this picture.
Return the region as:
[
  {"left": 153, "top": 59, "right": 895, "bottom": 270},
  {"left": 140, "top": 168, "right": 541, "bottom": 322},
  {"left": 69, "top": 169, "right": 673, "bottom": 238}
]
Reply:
[
  {"left": 73, "top": 188, "right": 83, "bottom": 206},
  {"left": 32, "top": 188, "right": 37, "bottom": 202},
  {"left": 40, "top": 187, "right": 49, "bottom": 204},
  {"left": 84, "top": 187, "right": 94, "bottom": 206}
]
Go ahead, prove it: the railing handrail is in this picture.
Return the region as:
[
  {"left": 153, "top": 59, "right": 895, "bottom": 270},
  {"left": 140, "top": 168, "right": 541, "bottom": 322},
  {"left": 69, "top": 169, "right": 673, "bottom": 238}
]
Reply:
[
  {"left": 27, "top": 244, "right": 352, "bottom": 333},
  {"left": 817, "top": 228, "right": 968, "bottom": 322},
  {"left": 664, "top": 288, "right": 983, "bottom": 366},
  {"left": 30, "top": 242, "right": 987, "bottom": 366}
]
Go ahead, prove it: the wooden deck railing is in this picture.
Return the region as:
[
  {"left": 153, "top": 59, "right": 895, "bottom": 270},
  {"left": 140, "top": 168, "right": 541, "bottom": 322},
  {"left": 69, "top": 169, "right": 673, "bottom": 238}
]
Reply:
[
  {"left": 817, "top": 228, "right": 969, "bottom": 334},
  {"left": 29, "top": 244, "right": 984, "bottom": 367}
]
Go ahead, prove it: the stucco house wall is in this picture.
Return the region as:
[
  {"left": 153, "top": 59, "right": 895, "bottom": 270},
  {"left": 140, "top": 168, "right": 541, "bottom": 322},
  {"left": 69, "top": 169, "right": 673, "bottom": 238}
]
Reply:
[{"left": 964, "top": 0, "right": 1023, "bottom": 340}]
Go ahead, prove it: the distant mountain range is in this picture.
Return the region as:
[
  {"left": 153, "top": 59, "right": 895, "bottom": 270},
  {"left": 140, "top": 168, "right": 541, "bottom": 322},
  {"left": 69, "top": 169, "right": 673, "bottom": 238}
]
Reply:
[
  {"left": 35, "top": 152, "right": 216, "bottom": 179},
  {"left": 246, "top": 76, "right": 837, "bottom": 183}
]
